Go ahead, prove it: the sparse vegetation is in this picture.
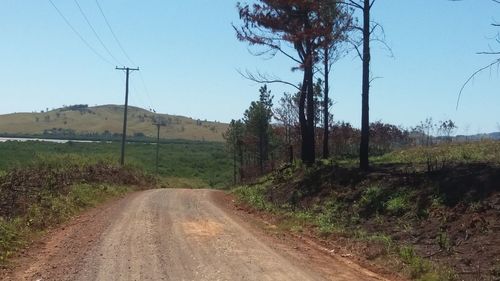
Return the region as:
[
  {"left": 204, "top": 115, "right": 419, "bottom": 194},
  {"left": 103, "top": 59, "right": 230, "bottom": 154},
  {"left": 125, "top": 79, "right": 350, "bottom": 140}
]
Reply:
[
  {"left": 0, "top": 105, "right": 228, "bottom": 142},
  {"left": 0, "top": 155, "right": 155, "bottom": 263},
  {"left": 233, "top": 141, "right": 500, "bottom": 281}
]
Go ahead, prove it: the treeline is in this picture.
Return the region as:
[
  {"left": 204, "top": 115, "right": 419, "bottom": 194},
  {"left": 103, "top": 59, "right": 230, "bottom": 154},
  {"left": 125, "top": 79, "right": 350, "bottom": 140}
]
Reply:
[
  {"left": 224, "top": 85, "right": 462, "bottom": 182},
  {"left": 224, "top": 85, "right": 406, "bottom": 181}
]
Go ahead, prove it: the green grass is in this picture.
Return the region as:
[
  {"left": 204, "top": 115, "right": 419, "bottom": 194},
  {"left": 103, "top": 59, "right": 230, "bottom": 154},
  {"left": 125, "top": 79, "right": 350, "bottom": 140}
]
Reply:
[
  {"left": 385, "top": 193, "right": 411, "bottom": 216},
  {"left": 0, "top": 183, "right": 132, "bottom": 263},
  {"left": 233, "top": 179, "right": 458, "bottom": 281},
  {"left": 330, "top": 140, "right": 500, "bottom": 169},
  {"left": 373, "top": 140, "right": 500, "bottom": 166},
  {"left": 232, "top": 183, "right": 275, "bottom": 212},
  {"left": 0, "top": 140, "right": 232, "bottom": 188}
]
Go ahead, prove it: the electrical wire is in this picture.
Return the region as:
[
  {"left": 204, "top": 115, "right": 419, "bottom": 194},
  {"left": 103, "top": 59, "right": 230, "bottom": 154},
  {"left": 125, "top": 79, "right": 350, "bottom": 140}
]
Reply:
[
  {"left": 94, "top": 0, "right": 157, "bottom": 115},
  {"left": 74, "top": 0, "right": 122, "bottom": 66},
  {"left": 95, "top": 0, "right": 136, "bottom": 66},
  {"left": 138, "top": 71, "right": 155, "bottom": 111},
  {"left": 48, "top": 0, "right": 113, "bottom": 66}
]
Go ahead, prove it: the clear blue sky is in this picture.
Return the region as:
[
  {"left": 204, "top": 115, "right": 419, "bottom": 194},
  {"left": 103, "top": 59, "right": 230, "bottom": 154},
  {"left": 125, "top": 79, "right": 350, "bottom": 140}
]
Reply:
[{"left": 0, "top": 0, "right": 499, "bottom": 134}]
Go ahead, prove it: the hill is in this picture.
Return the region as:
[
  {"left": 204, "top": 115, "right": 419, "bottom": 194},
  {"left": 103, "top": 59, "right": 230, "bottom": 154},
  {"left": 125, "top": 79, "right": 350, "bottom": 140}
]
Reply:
[
  {"left": 0, "top": 105, "right": 228, "bottom": 142},
  {"left": 455, "top": 132, "right": 500, "bottom": 141}
]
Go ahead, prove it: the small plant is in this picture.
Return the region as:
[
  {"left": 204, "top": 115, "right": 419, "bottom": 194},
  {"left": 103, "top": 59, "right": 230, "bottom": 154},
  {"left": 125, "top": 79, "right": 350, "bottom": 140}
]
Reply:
[
  {"left": 436, "top": 230, "right": 452, "bottom": 252},
  {"left": 358, "top": 186, "right": 386, "bottom": 215},
  {"left": 315, "top": 212, "right": 340, "bottom": 236},
  {"left": 232, "top": 184, "right": 275, "bottom": 212},
  {"left": 368, "top": 234, "right": 393, "bottom": 250},
  {"left": 398, "top": 245, "right": 432, "bottom": 279},
  {"left": 385, "top": 193, "right": 410, "bottom": 216},
  {"left": 431, "top": 195, "right": 445, "bottom": 209},
  {"left": 468, "top": 201, "right": 482, "bottom": 212}
]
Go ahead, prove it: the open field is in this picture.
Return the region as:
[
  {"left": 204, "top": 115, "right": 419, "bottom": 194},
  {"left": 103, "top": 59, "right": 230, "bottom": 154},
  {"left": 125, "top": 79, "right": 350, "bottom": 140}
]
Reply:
[{"left": 0, "top": 140, "right": 232, "bottom": 188}]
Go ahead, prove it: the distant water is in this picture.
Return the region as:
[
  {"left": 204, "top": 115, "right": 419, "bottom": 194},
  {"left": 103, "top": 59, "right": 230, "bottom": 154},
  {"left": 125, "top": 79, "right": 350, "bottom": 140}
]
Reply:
[{"left": 0, "top": 137, "right": 97, "bottom": 143}]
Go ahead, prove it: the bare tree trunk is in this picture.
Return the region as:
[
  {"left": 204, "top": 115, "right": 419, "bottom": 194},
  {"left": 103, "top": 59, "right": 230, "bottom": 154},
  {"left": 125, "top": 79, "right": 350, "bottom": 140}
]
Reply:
[
  {"left": 304, "top": 43, "right": 316, "bottom": 165},
  {"left": 238, "top": 142, "right": 244, "bottom": 182},
  {"left": 299, "top": 78, "right": 308, "bottom": 163},
  {"left": 259, "top": 132, "right": 264, "bottom": 175},
  {"left": 359, "top": 0, "right": 371, "bottom": 171},
  {"left": 233, "top": 139, "right": 237, "bottom": 185},
  {"left": 323, "top": 47, "right": 330, "bottom": 159}
]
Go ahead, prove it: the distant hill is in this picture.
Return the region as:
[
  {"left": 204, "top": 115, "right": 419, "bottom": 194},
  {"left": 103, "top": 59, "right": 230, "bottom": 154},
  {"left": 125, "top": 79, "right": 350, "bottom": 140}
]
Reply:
[
  {"left": 0, "top": 105, "right": 228, "bottom": 142},
  {"left": 455, "top": 132, "right": 500, "bottom": 141}
]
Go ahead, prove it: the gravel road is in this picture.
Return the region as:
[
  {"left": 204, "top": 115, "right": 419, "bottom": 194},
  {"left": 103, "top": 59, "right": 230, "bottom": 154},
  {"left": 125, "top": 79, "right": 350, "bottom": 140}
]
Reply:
[{"left": 5, "top": 189, "right": 392, "bottom": 281}]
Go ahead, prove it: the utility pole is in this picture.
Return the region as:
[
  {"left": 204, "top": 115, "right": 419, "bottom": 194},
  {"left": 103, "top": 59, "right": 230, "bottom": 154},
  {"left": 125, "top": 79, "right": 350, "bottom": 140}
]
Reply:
[
  {"left": 153, "top": 118, "right": 166, "bottom": 174},
  {"left": 116, "top": 66, "right": 139, "bottom": 166}
]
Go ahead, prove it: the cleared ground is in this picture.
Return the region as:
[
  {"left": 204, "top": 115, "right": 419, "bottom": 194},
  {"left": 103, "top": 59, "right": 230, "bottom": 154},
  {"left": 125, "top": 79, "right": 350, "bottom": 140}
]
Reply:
[{"left": 3, "top": 189, "right": 391, "bottom": 281}]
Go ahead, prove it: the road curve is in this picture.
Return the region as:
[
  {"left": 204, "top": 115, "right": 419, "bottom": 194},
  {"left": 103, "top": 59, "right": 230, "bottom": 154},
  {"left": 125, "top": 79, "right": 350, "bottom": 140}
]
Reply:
[{"left": 10, "top": 189, "right": 391, "bottom": 281}]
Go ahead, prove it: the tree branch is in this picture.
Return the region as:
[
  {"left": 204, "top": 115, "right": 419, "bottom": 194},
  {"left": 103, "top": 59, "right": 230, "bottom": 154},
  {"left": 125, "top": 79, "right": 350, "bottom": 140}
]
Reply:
[
  {"left": 237, "top": 69, "right": 301, "bottom": 91},
  {"left": 457, "top": 58, "right": 500, "bottom": 109}
]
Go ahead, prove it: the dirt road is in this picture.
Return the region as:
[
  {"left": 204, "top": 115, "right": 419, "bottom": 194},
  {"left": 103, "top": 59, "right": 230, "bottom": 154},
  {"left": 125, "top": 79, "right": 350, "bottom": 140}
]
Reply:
[{"left": 6, "top": 189, "right": 392, "bottom": 281}]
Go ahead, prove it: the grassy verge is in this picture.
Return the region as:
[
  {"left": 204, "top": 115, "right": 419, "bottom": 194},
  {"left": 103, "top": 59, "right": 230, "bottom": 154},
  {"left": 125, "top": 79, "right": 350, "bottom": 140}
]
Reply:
[
  {"left": 232, "top": 140, "right": 500, "bottom": 281},
  {"left": 0, "top": 183, "right": 132, "bottom": 263},
  {"left": 233, "top": 182, "right": 456, "bottom": 281},
  {"left": 0, "top": 155, "right": 155, "bottom": 264}
]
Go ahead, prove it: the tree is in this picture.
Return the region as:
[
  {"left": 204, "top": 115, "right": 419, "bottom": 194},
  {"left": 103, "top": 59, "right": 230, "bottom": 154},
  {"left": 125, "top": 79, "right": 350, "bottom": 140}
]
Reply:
[
  {"left": 369, "top": 121, "right": 410, "bottom": 155},
  {"left": 223, "top": 120, "right": 245, "bottom": 184},
  {"left": 355, "top": 0, "right": 373, "bottom": 171},
  {"left": 244, "top": 85, "right": 274, "bottom": 174},
  {"left": 318, "top": 1, "right": 352, "bottom": 159},
  {"left": 438, "top": 120, "right": 457, "bottom": 142},
  {"left": 336, "top": 0, "right": 383, "bottom": 170},
  {"left": 235, "top": 0, "right": 349, "bottom": 165},
  {"left": 274, "top": 92, "right": 299, "bottom": 163},
  {"left": 416, "top": 118, "right": 435, "bottom": 147}
]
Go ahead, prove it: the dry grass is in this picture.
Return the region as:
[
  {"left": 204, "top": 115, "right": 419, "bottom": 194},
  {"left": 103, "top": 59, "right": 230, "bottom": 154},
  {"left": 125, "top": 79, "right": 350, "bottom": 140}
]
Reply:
[{"left": 0, "top": 105, "right": 228, "bottom": 142}]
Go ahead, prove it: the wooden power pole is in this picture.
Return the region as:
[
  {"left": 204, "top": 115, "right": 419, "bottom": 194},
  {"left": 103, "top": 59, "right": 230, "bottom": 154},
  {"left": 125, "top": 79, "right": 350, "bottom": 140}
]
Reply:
[
  {"left": 116, "top": 66, "right": 139, "bottom": 166},
  {"left": 153, "top": 118, "right": 166, "bottom": 174}
]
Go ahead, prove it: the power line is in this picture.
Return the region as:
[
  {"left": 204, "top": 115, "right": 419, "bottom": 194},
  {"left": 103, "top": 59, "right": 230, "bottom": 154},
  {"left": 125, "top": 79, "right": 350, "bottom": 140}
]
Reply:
[
  {"left": 95, "top": 0, "right": 136, "bottom": 66},
  {"left": 48, "top": 0, "right": 113, "bottom": 66},
  {"left": 130, "top": 76, "right": 150, "bottom": 110},
  {"left": 74, "top": 0, "right": 122, "bottom": 65},
  {"left": 138, "top": 71, "right": 155, "bottom": 111},
  {"left": 94, "top": 0, "right": 157, "bottom": 114}
]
